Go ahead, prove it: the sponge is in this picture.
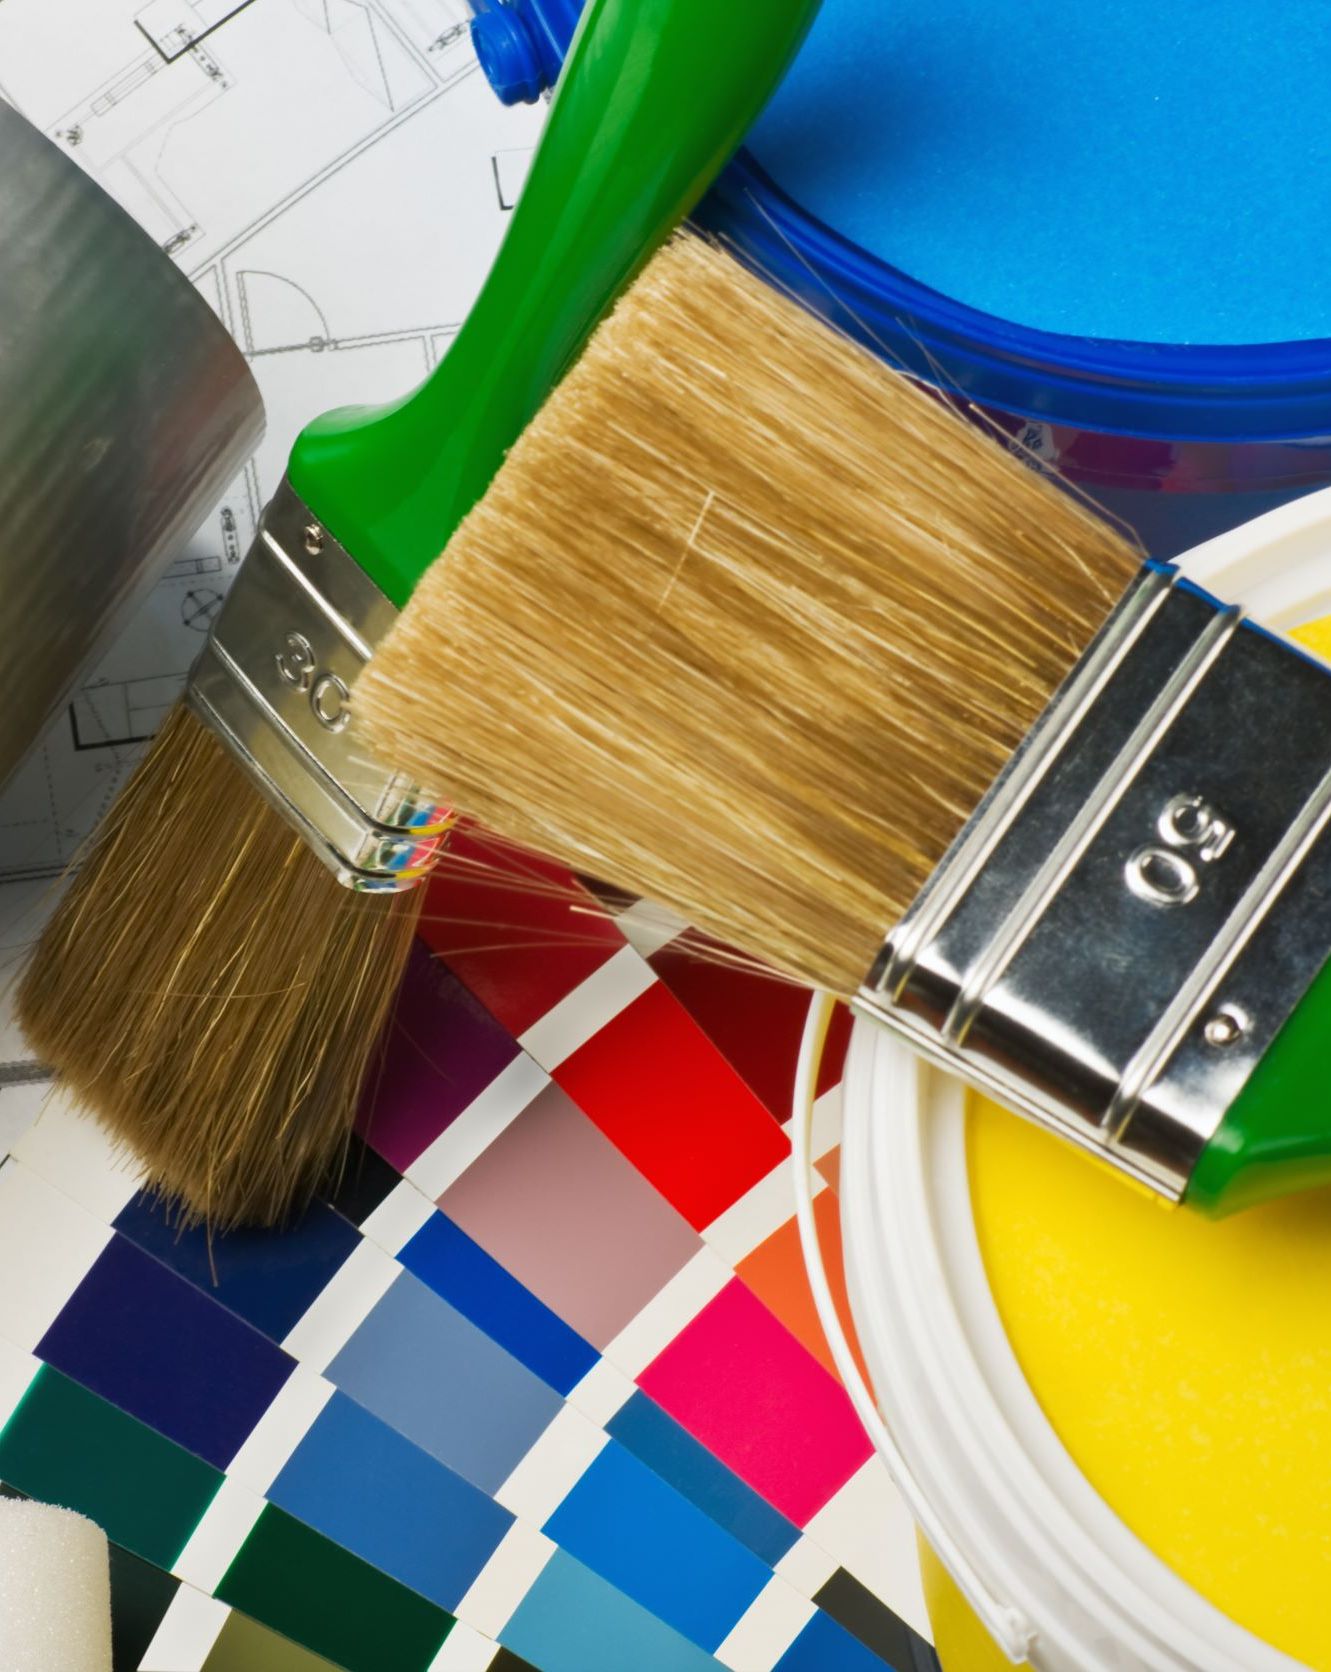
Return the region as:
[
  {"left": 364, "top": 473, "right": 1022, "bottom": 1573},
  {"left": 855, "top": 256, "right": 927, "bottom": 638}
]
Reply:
[{"left": 0, "top": 1499, "right": 111, "bottom": 1672}]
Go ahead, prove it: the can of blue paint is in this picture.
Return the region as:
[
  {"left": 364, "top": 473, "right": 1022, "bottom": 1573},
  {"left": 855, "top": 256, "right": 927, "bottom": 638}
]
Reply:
[{"left": 468, "top": 1, "right": 1331, "bottom": 557}]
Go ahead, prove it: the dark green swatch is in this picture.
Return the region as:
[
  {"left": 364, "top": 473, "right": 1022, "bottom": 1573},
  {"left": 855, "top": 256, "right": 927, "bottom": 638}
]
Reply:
[
  {"left": 0, "top": 1367, "right": 220, "bottom": 1568},
  {"left": 108, "top": 1542, "right": 181, "bottom": 1671},
  {"left": 216, "top": 1506, "right": 452, "bottom": 1672}
]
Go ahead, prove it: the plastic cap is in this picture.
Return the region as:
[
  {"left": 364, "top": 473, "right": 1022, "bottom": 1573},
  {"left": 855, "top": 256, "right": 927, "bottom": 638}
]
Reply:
[{"left": 470, "top": 7, "right": 548, "bottom": 105}]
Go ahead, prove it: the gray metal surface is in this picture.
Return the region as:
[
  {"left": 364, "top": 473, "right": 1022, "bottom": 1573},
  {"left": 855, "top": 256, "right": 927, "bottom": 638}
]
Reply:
[
  {"left": 188, "top": 478, "right": 450, "bottom": 890},
  {"left": 0, "top": 100, "right": 262, "bottom": 789},
  {"left": 859, "top": 564, "right": 1331, "bottom": 1198}
]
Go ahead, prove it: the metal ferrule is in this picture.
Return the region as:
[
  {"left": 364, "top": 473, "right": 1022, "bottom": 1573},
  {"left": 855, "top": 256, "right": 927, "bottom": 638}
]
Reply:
[
  {"left": 857, "top": 561, "right": 1331, "bottom": 1199},
  {"left": 187, "top": 479, "right": 450, "bottom": 892}
]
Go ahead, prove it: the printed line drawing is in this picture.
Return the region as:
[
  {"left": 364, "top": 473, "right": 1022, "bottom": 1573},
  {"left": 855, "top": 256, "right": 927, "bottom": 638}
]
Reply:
[{"left": 135, "top": 0, "right": 259, "bottom": 64}]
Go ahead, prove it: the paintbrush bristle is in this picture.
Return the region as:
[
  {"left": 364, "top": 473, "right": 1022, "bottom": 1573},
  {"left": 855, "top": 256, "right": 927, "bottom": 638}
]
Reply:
[
  {"left": 17, "top": 702, "right": 419, "bottom": 1227},
  {"left": 360, "top": 234, "right": 1141, "bottom": 995}
]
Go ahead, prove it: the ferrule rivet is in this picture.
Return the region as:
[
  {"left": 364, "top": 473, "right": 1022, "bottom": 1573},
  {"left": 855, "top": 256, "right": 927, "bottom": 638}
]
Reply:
[
  {"left": 1204, "top": 1005, "right": 1249, "bottom": 1048},
  {"left": 302, "top": 523, "right": 325, "bottom": 556}
]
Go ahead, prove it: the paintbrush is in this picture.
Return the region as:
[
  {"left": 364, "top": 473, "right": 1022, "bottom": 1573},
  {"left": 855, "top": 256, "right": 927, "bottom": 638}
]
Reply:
[
  {"left": 17, "top": 0, "right": 824, "bottom": 1227},
  {"left": 358, "top": 234, "right": 1331, "bottom": 1217}
]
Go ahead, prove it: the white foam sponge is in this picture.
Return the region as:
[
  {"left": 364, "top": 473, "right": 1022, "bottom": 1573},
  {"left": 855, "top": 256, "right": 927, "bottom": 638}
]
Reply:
[{"left": 0, "top": 1499, "right": 111, "bottom": 1671}]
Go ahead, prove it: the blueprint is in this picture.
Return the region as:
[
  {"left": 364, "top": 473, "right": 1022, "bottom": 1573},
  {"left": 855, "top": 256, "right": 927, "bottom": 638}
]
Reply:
[{"left": 0, "top": 0, "right": 544, "bottom": 1061}]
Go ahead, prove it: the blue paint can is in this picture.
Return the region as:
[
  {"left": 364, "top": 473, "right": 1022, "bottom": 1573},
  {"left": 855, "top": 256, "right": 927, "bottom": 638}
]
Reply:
[{"left": 468, "top": 0, "right": 1331, "bottom": 554}]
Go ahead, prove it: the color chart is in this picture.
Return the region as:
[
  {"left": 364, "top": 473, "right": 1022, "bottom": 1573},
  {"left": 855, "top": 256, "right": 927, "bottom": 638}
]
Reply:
[{"left": 0, "top": 834, "right": 937, "bottom": 1672}]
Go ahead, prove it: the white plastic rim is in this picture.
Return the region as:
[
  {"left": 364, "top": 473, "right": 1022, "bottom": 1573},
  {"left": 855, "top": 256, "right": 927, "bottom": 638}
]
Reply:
[{"left": 794, "top": 484, "right": 1331, "bottom": 1672}]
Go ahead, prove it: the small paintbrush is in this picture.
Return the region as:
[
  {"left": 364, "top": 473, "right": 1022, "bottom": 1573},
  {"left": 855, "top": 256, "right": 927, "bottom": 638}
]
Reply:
[
  {"left": 359, "top": 234, "right": 1331, "bottom": 1217},
  {"left": 17, "top": 0, "right": 824, "bottom": 1226}
]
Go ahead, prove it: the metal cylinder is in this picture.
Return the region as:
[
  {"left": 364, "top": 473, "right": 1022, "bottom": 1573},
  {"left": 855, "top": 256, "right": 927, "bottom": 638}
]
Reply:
[{"left": 0, "top": 100, "right": 263, "bottom": 790}]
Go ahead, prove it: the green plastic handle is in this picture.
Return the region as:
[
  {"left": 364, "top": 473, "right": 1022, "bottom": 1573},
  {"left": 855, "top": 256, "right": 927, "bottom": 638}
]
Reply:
[
  {"left": 287, "top": 0, "right": 821, "bottom": 608},
  {"left": 1187, "top": 955, "right": 1331, "bottom": 1215}
]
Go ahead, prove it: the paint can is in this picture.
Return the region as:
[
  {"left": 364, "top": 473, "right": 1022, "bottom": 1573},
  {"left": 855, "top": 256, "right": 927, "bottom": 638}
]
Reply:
[
  {"left": 790, "top": 488, "right": 1331, "bottom": 1670},
  {"left": 468, "top": 0, "right": 1331, "bottom": 557},
  {"left": 0, "top": 100, "right": 261, "bottom": 791}
]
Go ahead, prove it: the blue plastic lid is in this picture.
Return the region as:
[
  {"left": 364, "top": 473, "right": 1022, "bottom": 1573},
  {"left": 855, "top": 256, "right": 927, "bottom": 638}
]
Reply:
[
  {"left": 470, "top": 0, "right": 580, "bottom": 105},
  {"left": 467, "top": 0, "right": 1331, "bottom": 446}
]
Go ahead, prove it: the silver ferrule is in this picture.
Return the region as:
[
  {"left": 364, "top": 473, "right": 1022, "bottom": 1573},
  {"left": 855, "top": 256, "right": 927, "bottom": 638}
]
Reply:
[
  {"left": 187, "top": 478, "right": 450, "bottom": 892},
  {"left": 856, "top": 562, "right": 1331, "bottom": 1199}
]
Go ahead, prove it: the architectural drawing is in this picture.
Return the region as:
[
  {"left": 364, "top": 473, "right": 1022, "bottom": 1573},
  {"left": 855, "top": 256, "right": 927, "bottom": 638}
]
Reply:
[{"left": 0, "top": 0, "right": 545, "bottom": 896}]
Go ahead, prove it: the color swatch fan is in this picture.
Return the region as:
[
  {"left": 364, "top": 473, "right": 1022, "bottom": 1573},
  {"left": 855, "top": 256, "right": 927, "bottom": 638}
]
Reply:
[{"left": 0, "top": 840, "right": 932, "bottom": 1672}]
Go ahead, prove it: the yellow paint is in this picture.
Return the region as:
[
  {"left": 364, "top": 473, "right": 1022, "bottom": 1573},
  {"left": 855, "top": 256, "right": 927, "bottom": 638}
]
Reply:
[
  {"left": 964, "top": 1095, "right": 1331, "bottom": 1667},
  {"left": 919, "top": 1537, "right": 1011, "bottom": 1672}
]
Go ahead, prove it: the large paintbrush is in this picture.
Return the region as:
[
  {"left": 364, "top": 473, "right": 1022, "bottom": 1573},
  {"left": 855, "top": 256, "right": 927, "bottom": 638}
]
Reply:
[{"left": 359, "top": 235, "right": 1331, "bottom": 1217}]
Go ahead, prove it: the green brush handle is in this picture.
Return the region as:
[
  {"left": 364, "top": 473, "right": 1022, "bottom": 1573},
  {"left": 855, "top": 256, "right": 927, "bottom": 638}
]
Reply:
[
  {"left": 287, "top": 0, "right": 821, "bottom": 608},
  {"left": 1188, "top": 962, "right": 1331, "bottom": 1215}
]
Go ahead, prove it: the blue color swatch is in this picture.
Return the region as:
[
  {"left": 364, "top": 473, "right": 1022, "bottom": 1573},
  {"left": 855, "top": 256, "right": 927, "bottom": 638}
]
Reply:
[
  {"left": 544, "top": 1441, "right": 770, "bottom": 1649},
  {"left": 749, "top": 2, "right": 1331, "bottom": 344},
  {"left": 399, "top": 1211, "right": 598, "bottom": 1395},
  {"left": 114, "top": 1192, "right": 360, "bottom": 1342},
  {"left": 36, "top": 1235, "right": 292, "bottom": 1469},
  {"left": 270, "top": 1391, "right": 512, "bottom": 1610},
  {"left": 607, "top": 1391, "right": 799, "bottom": 1565},
  {"left": 775, "top": 1608, "right": 903, "bottom": 1672},
  {"left": 327, "top": 1270, "right": 561, "bottom": 1491},
  {"left": 500, "top": 1549, "right": 723, "bottom": 1672}
]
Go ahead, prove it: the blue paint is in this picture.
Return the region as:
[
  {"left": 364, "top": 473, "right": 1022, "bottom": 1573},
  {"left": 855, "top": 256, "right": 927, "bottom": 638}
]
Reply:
[
  {"left": 606, "top": 1392, "right": 799, "bottom": 1566},
  {"left": 500, "top": 1549, "right": 723, "bottom": 1672},
  {"left": 748, "top": 3, "right": 1331, "bottom": 345},
  {"left": 543, "top": 1441, "right": 770, "bottom": 1650},
  {"left": 269, "top": 1391, "right": 512, "bottom": 1610},
  {"left": 36, "top": 1235, "right": 292, "bottom": 1470},
  {"left": 774, "top": 1608, "right": 904, "bottom": 1672},
  {"left": 398, "top": 1211, "right": 598, "bottom": 1395},
  {"left": 114, "top": 1193, "right": 360, "bottom": 1343},
  {"left": 327, "top": 1270, "right": 561, "bottom": 1492}
]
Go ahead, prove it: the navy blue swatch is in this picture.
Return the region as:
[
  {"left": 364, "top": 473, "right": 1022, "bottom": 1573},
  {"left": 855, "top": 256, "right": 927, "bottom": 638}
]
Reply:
[
  {"left": 114, "top": 1193, "right": 360, "bottom": 1342},
  {"left": 543, "top": 1440, "right": 770, "bottom": 1650},
  {"left": 606, "top": 1391, "right": 799, "bottom": 1565},
  {"left": 399, "top": 1211, "right": 598, "bottom": 1395},
  {"left": 270, "top": 1391, "right": 513, "bottom": 1611},
  {"left": 37, "top": 1235, "right": 293, "bottom": 1469}
]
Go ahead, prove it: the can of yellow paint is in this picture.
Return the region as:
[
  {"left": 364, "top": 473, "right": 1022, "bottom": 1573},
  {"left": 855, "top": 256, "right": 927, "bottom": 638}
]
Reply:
[{"left": 795, "top": 489, "right": 1331, "bottom": 1670}]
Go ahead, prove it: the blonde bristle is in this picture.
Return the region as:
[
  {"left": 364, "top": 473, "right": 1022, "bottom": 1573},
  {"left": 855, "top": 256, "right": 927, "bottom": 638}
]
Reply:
[
  {"left": 361, "top": 235, "right": 1141, "bottom": 995},
  {"left": 17, "top": 703, "right": 420, "bottom": 1227}
]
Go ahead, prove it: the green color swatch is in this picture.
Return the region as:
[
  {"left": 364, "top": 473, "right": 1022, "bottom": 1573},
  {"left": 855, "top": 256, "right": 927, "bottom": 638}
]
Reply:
[
  {"left": 216, "top": 1505, "right": 453, "bottom": 1672},
  {"left": 0, "top": 1366, "right": 220, "bottom": 1568}
]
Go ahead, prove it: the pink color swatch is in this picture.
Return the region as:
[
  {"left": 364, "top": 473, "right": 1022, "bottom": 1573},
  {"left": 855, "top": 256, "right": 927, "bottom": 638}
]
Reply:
[
  {"left": 440, "top": 1082, "right": 702, "bottom": 1349},
  {"left": 638, "top": 1278, "right": 873, "bottom": 1525}
]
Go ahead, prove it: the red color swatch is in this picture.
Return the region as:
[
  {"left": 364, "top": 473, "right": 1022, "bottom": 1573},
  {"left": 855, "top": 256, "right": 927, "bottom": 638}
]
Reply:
[
  {"left": 638, "top": 1278, "right": 873, "bottom": 1524},
  {"left": 553, "top": 982, "right": 790, "bottom": 1231},
  {"left": 419, "top": 826, "right": 624, "bottom": 1036}
]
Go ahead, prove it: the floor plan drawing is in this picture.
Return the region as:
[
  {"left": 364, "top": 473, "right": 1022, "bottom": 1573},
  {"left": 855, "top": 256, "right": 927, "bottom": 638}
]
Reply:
[{"left": 0, "top": 0, "right": 545, "bottom": 904}]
